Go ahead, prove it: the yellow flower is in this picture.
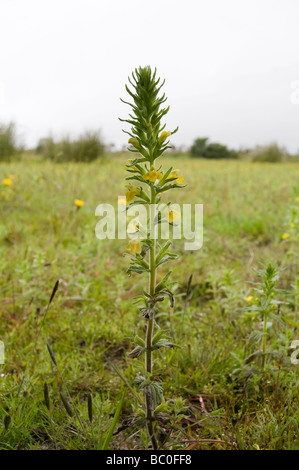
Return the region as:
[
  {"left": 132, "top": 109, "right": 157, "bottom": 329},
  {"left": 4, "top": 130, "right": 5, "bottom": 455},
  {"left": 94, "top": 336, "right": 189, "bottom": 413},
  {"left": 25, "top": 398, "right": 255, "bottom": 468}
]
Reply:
[
  {"left": 296, "top": 197, "right": 299, "bottom": 202},
  {"left": 125, "top": 184, "right": 139, "bottom": 203},
  {"left": 143, "top": 167, "right": 163, "bottom": 183},
  {"left": 282, "top": 233, "right": 289, "bottom": 240},
  {"left": 167, "top": 170, "right": 184, "bottom": 185},
  {"left": 128, "top": 137, "right": 139, "bottom": 148},
  {"left": 126, "top": 238, "right": 142, "bottom": 255},
  {"left": 158, "top": 131, "right": 171, "bottom": 144},
  {"left": 166, "top": 209, "right": 181, "bottom": 223},
  {"left": 75, "top": 199, "right": 84, "bottom": 207},
  {"left": 246, "top": 295, "right": 253, "bottom": 302},
  {"left": 3, "top": 178, "right": 12, "bottom": 186}
]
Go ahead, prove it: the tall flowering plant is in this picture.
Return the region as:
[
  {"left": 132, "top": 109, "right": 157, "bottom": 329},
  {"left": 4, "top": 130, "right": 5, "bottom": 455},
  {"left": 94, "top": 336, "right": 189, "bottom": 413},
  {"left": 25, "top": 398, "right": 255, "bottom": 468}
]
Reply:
[{"left": 120, "top": 66, "right": 184, "bottom": 449}]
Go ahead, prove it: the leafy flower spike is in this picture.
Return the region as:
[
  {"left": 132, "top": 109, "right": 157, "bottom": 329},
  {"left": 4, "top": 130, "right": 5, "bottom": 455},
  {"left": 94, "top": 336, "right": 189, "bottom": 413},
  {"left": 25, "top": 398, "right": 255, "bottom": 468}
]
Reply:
[{"left": 120, "top": 66, "right": 184, "bottom": 450}]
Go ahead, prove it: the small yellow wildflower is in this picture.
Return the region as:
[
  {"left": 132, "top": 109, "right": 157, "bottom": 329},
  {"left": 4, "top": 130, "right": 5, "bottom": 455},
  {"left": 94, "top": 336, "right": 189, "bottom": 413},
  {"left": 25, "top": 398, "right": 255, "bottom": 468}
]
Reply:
[
  {"left": 125, "top": 184, "right": 139, "bottom": 203},
  {"left": 296, "top": 197, "right": 299, "bottom": 202},
  {"left": 158, "top": 131, "right": 171, "bottom": 144},
  {"left": 166, "top": 209, "right": 181, "bottom": 223},
  {"left": 167, "top": 170, "right": 184, "bottom": 185},
  {"left": 282, "top": 233, "right": 290, "bottom": 240},
  {"left": 3, "top": 178, "right": 12, "bottom": 186},
  {"left": 143, "top": 167, "right": 163, "bottom": 183},
  {"left": 246, "top": 295, "right": 253, "bottom": 302},
  {"left": 75, "top": 199, "right": 84, "bottom": 208},
  {"left": 126, "top": 238, "right": 142, "bottom": 255}
]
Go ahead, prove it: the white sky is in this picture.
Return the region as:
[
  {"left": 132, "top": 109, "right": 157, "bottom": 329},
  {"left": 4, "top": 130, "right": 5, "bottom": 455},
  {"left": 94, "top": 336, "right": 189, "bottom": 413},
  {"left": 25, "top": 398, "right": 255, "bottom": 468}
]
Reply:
[{"left": 1, "top": 0, "right": 299, "bottom": 152}]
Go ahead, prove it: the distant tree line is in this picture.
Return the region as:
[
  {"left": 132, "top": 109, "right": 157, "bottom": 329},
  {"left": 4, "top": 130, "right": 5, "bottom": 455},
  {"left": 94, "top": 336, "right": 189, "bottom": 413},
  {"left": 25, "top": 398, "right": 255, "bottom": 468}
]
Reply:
[
  {"left": 189, "top": 137, "right": 292, "bottom": 162},
  {"left": 0, "top": 122, "right": 105, "bottom": 162},
  {"left": 0, "top": 120, "right": 297, "bottom": 163}
]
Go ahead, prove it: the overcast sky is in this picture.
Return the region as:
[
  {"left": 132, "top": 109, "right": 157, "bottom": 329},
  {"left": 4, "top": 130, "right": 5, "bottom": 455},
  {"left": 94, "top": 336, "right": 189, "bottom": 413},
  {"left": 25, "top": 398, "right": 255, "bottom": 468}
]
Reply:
[{"left": 1, "top": 0, "right": 299, "bottom": 152}]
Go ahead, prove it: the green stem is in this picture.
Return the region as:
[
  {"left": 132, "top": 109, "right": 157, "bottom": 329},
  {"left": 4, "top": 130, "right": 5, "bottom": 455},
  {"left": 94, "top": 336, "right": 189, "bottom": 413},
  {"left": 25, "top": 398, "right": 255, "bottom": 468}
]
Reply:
[
  {"left": 262, "top": 314, "right": 268, "bottom": 370},
  {"left": 145, "top": 185, "right": 158, "bottom": 450}
]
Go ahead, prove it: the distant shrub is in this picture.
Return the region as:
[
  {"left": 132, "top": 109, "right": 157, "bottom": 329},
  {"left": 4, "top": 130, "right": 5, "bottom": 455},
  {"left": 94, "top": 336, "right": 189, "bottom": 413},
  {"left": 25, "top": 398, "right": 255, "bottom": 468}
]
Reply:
[
  {"left": 0, "top": 122, "right": 22, "bottom": 161},
  {"left": 190, "top": 137, "right": 209, "bottom": 157},
  {"left": 204, "top": 143, "right": 237, "bottom": 160},
  {"left": 71, "top": 132, "right": 105, "bottom": 162},
  {"left": 36, "top": 137, "right": 57, "bottom": 159},
  {"left": 250, "top": 143, "right": 287, "bottom": 163},
  {"left": 37, "top": 131, "right": 105, "bottom": 162},
  {"left": 190, "top": 137, "right": 237, "bottom": 159}
]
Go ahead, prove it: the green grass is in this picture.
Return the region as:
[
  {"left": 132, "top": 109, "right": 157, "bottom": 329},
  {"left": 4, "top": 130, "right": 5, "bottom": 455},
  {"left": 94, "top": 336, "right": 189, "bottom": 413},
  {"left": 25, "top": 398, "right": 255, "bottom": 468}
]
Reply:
[{"left": 0, "top": 154, "right": 299, "bottom": 449}]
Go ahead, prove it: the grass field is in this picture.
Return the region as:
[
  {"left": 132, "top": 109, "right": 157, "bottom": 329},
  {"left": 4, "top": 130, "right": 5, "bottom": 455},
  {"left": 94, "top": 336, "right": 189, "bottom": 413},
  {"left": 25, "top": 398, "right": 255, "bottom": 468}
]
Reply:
[{"left": 0, "top": 153, "right": 299, "bottom": 450}]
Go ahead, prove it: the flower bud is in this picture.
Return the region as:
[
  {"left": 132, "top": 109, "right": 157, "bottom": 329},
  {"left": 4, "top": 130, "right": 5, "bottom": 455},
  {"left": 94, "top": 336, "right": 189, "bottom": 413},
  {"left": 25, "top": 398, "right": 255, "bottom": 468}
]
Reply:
[{"left": 158, "top": 131, "right": 171, "bottom": 144}]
